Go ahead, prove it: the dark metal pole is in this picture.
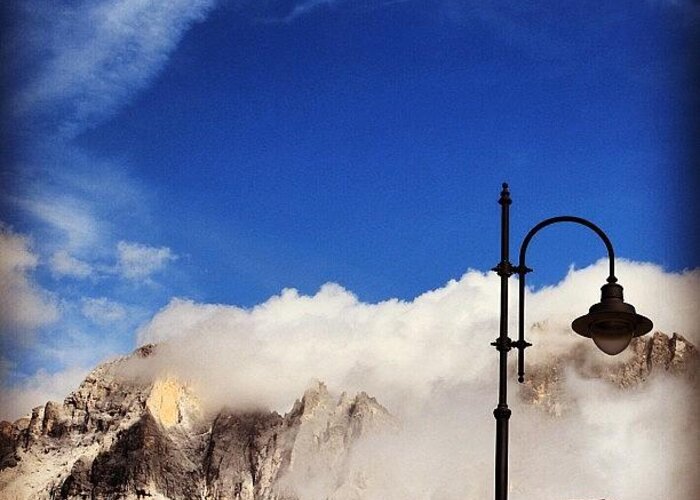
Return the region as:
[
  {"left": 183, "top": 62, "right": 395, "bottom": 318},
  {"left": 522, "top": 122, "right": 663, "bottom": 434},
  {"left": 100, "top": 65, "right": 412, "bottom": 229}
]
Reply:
[{"left": 492, "top": 182, "right": 513, "bottom": 500}]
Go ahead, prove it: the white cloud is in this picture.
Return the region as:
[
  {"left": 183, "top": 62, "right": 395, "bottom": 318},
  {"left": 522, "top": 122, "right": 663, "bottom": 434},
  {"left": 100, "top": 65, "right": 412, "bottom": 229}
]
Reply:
[
  {"left": 50, "top": 250, "right": 93, "bottom": 279},
  {"left": 0, "top": 225, "right": 59, "bottom": 332},
  {"left": 15, "top": 0, "right": 218, "bottom": 136},
  {"left": 117, "top": 241, "right": 176, "bottom": 280},
  {"left": 81, "top": 297, "right": 127, "bottom": 324}
]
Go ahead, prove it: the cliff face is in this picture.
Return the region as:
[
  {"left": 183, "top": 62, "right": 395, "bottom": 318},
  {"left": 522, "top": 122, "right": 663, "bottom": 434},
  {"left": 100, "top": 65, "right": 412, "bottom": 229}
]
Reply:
[
  {"left": 0, "top": 346, "right": 396, "bottom": 500},
  {"left": 520, "top": 331, "right": 698, "bottom": 416}
]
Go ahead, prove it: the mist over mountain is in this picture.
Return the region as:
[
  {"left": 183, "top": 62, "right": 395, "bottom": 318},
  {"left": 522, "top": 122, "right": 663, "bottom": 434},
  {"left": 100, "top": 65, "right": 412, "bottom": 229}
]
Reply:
[
  {"left": 0, "top": 344, "right": 397, "bottom": 499},
  {"left": 0, "top": 329, "right": 696, "bottom": 499}
]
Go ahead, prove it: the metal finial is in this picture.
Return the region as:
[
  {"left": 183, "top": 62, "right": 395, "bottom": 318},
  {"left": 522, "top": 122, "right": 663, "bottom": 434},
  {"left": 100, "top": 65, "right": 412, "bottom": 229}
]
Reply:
[{"left": 498, "top": 182, "right": 511, "bottom": 205}]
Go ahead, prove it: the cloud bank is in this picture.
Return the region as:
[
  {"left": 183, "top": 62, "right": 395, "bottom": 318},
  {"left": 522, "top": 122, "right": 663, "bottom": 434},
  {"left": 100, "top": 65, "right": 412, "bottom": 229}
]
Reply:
[{"left": 135, "top": 259, "right": 700, "bottom": 413}]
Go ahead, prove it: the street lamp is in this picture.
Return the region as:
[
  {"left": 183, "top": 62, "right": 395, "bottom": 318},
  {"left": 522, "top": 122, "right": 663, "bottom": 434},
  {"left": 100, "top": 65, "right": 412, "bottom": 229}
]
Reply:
[{"left": 491, "top": 182, "right": 653, "bottom": 500}]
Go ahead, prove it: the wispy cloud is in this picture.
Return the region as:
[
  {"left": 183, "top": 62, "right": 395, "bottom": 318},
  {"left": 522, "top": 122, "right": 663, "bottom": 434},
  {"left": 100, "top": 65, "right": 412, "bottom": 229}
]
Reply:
[
  {"left": 282, "top": 0, "right": 337, "bottom": 22},
  {"left": 17, "top": 195, "right": 102, "bottom": 252},
  {"left": 8, "top": 144, "right": 166, "bottom": 283},
  {"left": 49, "top": 250, "right": 93, "bottom": 279},
  {"left": 264, "top": 0, "right": 410, "bottom": 23},
  {"left": 81, "top": 297, "right": 127, "bottom": 324},
  {"left": 117, "top": 241, "right": 177, "bottom": 281},
  {"left": 0, "top": 225, "right": 59, "bottom": 333},
  {"left": 14, "top": 0, "right": 218, "bottom": 137}
]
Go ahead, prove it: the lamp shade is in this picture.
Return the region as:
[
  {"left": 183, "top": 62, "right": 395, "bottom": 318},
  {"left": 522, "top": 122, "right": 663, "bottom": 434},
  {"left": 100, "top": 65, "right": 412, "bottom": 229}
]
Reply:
[{"left": 571, "top": 282, "right": 653, "bottom": 355}]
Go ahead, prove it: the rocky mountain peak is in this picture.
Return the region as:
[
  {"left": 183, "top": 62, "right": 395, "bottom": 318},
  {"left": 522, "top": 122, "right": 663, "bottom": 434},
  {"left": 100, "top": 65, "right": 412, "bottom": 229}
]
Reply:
[
  {"left": 288, "top": 380, "right": 334, "bottom": 421},
  {"left": 0, "top": 348, "right": 395, "bottom": 500},
  {"left": 520, "top": 331, "right": 698, "bottom": 415},
  {"left": 636, "top": 331, "right": 695, "bottom": 376},
  {"left": 134, "top": 343, "right": 157, "bottom": 358}
]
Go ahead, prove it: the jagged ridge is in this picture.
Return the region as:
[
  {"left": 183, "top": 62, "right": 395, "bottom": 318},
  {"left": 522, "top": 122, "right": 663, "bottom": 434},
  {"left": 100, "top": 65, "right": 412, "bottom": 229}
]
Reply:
[
  {"left": 0, "top": 346, "right": 396, "bottom": 500},
  {"left": 520, "top": 331, "right": 698, "bottom": 416}
]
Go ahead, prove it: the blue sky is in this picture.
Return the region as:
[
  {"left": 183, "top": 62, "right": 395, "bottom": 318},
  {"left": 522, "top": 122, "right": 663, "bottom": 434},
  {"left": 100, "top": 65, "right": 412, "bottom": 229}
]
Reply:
[{"left": 0, "top": 0, "right": 698, "bottom": 400}]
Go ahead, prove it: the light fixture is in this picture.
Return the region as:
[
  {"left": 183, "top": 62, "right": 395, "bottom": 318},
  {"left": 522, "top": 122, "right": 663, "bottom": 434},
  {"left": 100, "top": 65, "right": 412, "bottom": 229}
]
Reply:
[{"left": 572, "top": 282, "right": 653, "bottom": 355}]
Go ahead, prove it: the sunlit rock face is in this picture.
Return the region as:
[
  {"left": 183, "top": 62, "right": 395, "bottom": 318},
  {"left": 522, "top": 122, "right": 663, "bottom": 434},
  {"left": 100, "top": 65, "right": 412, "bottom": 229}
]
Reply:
[
  {"left": 520, "top": 331, "right": 698, "bottom": 416},
  {"left": 0, "top": 347, "right": 395, "bottom": 500}
]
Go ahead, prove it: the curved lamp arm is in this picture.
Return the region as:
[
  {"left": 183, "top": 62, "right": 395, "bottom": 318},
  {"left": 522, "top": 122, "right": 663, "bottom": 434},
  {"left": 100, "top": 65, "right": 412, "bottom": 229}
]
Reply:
[{"left": 515, "top": 216, "right": 617, "bottom": 382}]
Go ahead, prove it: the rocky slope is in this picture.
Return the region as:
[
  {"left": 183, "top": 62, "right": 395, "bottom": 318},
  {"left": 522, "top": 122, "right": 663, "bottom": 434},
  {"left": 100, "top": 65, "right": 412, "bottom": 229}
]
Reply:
[
  {"left": 0, "top": 345, "right": 396, "bottom": 500},
  {"left": 520, "top": 331, "right": 698, "bottom": 416}
]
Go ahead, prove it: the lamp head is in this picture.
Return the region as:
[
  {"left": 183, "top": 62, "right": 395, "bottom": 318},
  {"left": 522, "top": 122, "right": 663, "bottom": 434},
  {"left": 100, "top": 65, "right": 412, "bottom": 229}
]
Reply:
[{"left": 571, "top": 282, "right": 653, "bottom": 355}]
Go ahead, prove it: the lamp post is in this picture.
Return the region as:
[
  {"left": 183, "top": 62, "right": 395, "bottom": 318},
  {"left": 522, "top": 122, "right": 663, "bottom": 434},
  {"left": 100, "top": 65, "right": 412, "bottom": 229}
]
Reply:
[{"left": 491, "top": 183, "right": 653, "bottom": 500}]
